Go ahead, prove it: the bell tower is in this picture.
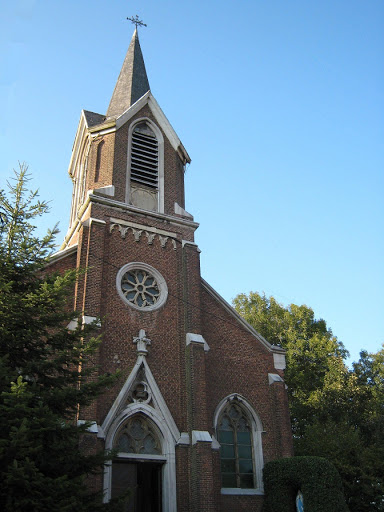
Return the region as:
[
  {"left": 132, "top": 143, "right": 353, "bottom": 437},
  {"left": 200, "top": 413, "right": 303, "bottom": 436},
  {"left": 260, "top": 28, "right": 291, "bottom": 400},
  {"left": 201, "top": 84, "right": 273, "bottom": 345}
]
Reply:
[{"left": 65, "top": 27, "right": 192, "bottom": 249}]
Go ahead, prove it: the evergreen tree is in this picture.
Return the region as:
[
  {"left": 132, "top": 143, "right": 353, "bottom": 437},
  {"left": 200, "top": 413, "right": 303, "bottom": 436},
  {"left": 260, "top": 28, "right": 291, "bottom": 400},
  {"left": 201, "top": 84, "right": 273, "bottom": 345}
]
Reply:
[{"left": 0, "top": 164, "right": 121, "bottom": 511}]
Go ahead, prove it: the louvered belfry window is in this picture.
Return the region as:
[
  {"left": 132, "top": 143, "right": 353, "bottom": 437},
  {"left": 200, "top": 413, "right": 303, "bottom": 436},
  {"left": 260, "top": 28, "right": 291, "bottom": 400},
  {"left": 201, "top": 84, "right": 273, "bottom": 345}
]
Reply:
[{"left": 131, "top": 123, "right": 158, "bottom": 189}]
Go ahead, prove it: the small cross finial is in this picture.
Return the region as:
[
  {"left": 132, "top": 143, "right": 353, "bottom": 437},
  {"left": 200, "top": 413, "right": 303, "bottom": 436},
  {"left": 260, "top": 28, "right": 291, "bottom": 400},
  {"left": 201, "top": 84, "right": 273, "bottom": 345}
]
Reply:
[
  {"left": 127, "top": 15, "right": 147, "bottom": 30},
  {"left": 133, "top": 329, "right": 151, "bottom": 356}
]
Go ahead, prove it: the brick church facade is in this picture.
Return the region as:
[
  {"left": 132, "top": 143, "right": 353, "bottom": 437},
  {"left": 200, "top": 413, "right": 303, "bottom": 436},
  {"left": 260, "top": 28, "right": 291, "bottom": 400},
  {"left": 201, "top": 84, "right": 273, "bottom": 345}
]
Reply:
[{"left": 49, "top": 29, "right": 293, "bottom": 512}]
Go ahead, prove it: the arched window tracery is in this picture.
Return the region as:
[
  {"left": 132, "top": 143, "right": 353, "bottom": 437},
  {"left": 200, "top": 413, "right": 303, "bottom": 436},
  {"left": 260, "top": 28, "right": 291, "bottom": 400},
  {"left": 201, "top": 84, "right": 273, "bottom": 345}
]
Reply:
[
  {"left": 114, "top": 414, "right": 162, "bottom": 455},
  {"left": 215, "top": 396, "right": 264, "bottom": 493}
]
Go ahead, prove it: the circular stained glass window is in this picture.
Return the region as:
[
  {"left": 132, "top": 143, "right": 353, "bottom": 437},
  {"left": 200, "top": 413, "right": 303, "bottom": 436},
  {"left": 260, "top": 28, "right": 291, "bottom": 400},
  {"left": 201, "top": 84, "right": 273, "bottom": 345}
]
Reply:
[{"left": 116, "top": 262, "right": 168, "bottom": 311}]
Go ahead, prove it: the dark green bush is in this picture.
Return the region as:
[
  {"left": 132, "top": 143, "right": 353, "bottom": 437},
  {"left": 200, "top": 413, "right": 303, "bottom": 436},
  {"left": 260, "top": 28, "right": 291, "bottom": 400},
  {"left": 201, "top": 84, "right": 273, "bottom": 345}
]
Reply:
[{"left": 262, "top": 456, "right": 349, "bottom": 512}]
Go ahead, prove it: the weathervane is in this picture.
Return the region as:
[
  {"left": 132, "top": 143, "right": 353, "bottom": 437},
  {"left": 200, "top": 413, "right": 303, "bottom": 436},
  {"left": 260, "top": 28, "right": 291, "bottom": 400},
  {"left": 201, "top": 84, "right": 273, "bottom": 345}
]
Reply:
[{"left": 127, "top": 15, "right": 147, "bottom": 30}]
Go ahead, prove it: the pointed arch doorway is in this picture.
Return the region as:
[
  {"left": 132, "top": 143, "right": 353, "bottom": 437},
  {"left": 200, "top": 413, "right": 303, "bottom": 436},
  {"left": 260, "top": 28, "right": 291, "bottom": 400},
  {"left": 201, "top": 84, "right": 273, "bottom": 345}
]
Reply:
[{"left": 106, "top": 412, "right": 174, "bottom": 512}]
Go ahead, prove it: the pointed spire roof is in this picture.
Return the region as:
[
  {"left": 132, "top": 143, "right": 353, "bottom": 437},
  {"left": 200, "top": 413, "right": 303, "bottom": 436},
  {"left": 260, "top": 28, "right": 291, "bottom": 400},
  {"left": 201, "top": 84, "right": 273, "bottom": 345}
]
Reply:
[{"left": 106, "top": 29, "right": 150, "bottom": 118}]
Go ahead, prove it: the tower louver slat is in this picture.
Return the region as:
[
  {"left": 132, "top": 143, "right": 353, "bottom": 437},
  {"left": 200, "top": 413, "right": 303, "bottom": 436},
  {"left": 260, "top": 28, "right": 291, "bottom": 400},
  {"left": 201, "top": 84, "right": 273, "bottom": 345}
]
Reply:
[{"left": 131, "top": 124, "right": 158, "bottom": 189}]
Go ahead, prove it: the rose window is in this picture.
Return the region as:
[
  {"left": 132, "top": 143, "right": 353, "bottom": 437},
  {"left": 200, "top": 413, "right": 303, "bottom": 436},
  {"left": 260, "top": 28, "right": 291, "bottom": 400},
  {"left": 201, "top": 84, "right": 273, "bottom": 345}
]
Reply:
[
  {"left": 121, "top": 269, "right": 160, "bottom": 307},
  {"left": 116, "top": 262, "right": 168, "bottom": 311}
]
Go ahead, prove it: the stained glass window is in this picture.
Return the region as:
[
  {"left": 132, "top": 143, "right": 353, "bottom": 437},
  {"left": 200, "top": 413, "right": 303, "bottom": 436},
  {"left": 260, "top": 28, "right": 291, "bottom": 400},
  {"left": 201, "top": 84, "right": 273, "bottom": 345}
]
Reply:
[
  {"left": 120, "top": 268, "right": 160, "bottom": 308},
  {"left": 117, "top": 263, "right": 168, "bottom": 312},
  {"left": 115, "top": 415, "right": 161, "bottom": 455},
  {"left": 218, "top": 403, "right": 255, "bottom": 489}
]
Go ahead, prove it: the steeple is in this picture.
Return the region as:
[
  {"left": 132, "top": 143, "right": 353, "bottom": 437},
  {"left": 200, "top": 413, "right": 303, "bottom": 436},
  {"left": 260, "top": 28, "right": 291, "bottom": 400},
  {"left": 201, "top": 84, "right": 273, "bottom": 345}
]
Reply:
[{"left": 106, "top": 29, "right": 150, "bottom": 118}]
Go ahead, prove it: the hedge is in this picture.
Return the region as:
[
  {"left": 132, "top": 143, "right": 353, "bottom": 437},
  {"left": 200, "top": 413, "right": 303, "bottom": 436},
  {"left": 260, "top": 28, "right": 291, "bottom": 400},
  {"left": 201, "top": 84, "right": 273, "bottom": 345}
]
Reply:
[{"left": 262, "top": 456, "right": 349, "bottom": 512}]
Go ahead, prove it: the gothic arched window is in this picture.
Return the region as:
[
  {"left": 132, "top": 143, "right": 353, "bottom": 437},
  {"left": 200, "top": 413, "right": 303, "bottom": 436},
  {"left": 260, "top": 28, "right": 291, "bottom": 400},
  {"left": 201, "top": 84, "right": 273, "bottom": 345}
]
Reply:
[
  {"left": 216, "top": 397, "right": 264, "bottom": 493},
  {"left": 95, "top": 139, "right": 104, "bottom": 182},
  {"left": 114, "top": 415, "right": 162, "bottom": 455}
]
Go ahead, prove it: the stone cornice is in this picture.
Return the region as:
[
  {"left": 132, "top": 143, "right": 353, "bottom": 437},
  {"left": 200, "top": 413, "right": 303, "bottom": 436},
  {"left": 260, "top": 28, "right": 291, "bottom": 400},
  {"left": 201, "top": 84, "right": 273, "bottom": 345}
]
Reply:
[
  {"left": 110, "top": 218, "right": 178, "bottom": 250},
  {"left": 60, "top": 192, "right": 199, "bottom": 250},
  {"left": 88, "top": 192, "right": 199, "bottom": 230},
  {"left": 47, "top": 244, "right": 78, "bottom": 266}
]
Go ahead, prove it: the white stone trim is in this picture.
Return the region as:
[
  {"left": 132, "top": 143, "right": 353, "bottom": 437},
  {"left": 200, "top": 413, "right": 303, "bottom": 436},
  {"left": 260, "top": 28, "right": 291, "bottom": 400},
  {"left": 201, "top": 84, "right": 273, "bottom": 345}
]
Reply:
[
  {"left": 115, "top": 91, "right": 152, "bottom": 129},
  {"left": 221, "top": 488, "right": 264, "bottom": 495},
  {"left": 273, "top": 352, "right": 286, "bottom": 370},
  {"left": 67, "top": 316, "right": 101, "bottom": 330},
  {"left": 47, "top": 244, "right": 78, "bottom": 267},
  {"left": 182, "top": 241, "right": 200, "bottom": 252},
  {"left": 77, "top": 420, "right": 98, "bottom": 433},
  {"left": 91, "top": 194, "right": 199, "bottom": 229},
  {"left": 82, "top": 315, "right": 101, "bottom": 327},
  {"left": 89, "top": 125, "right": 116, "bottom": 136},
  {"left": 192, "top": 430, "right": 212, "bottom": 445},
  {"left": 101, "top": 356, "right": 180, "bottom": 442},
  {"left": 61, "top": 197, "right": 91, "bottom": 249},
  {"left": 67, "top": 319, "right": 78, "bottom": 331},
  {"left": 174, "top": 202, "right": 193, "bottom": 219},
  {"left": 211, "top": 435, "right": 221, "bottom": 451},
  {"left": 68, "top": 111, "right": 87, "bottom": 179},
  {"left": 113, "top": 453, "right": 167, "bottom": 462},
  {"left": 268, "top": 373, "right": 284, "bottom": 385},
  {"left": 186, "top": 333, "right": 210, "bottom": 352},
  {"left": 60, "top": 189, "right": 199, "bottom": 252},
  {"left": 110, "top": 217, "right": 177, "bottom": 238},
  {"left": 116, "top": 262, "right": 168, "bottom": 312},
  {"left": 97, "top": 425, "right": 105, "bottom": 439},
  {"left": 177, "top": 432, "right": 190, "bottom": 446},
  {"left": 213, "top": 394, "right": 264, "bottom": 494},
  {"left": 115, "top": 92, "right": 191, "bottom": 165},
  {"left": 93, "top": 185, "right": 115, "bottom": 197},
  {"left": 82, "top": 217, "right": 106, "bottom": 227}
]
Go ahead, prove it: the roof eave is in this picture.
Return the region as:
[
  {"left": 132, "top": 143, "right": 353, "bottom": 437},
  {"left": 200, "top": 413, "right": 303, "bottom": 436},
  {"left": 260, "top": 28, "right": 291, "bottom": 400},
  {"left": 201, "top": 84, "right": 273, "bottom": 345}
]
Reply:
[
  {"left": 201, "top": 278, "right": 286, "bottom": 354},
  {"left": 114, "top": 91, "right": 191, "bottom": 165}
]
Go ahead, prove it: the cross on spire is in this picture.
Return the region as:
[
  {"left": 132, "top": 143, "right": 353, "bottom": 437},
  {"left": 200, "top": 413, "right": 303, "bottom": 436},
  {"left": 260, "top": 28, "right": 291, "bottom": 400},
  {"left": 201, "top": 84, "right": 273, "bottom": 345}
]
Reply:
[{"left": 127, "top": 15, "right": 147, "bottom": 30}]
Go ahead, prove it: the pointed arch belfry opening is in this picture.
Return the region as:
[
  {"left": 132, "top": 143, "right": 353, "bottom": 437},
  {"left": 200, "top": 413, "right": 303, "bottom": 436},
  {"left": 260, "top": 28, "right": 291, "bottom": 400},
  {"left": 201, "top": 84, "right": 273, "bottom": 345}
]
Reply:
[{"left": 126, "top": 118, "right": 164, "bottom": 213}]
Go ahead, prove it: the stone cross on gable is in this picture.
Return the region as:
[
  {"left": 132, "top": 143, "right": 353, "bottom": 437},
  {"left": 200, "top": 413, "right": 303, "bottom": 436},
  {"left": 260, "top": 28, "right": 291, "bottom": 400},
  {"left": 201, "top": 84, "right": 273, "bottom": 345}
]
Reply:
[{"left": 133, "top": 329, "right": 151, "bottom": 356}]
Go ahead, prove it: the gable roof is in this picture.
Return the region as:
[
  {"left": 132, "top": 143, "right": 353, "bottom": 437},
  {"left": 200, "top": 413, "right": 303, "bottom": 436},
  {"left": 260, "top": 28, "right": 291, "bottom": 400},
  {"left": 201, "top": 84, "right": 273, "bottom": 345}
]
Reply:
[
  {"left": 201, "top": 278, "right": 286, "bottom": 355},
  {"left": 83, "top": 110, "right": 105, "bottom": 127}
]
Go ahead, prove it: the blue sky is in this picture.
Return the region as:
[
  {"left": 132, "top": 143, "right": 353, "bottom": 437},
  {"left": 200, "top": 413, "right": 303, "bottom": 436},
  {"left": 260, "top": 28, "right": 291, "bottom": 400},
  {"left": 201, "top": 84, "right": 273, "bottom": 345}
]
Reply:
[{"left": 1, "top": 0, "right": 383, "bottom": 365}]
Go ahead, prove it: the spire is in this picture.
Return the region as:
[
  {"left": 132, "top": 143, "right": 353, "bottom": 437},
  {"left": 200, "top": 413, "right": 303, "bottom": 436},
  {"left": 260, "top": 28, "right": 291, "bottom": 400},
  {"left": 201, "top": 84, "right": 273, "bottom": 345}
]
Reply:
[{"left": 106, "top": 29, "right": 150, "bottom": 118}]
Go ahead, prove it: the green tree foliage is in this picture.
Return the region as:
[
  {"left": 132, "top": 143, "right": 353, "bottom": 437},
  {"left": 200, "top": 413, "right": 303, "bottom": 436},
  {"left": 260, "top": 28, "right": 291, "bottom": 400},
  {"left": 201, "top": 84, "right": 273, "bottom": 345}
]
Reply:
[
  {"left": 0, "top": 164, "right": 121, "bottom": 511},
  {"left": 233, "top": 291, "right": 384, "bottom": 511}
]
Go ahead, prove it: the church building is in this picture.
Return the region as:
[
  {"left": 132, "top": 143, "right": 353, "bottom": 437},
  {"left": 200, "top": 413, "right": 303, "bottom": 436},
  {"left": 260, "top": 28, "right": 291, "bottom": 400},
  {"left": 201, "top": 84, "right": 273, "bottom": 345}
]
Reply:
[{"left": 49, "top": 28, "right": 293, "bottom": 512}]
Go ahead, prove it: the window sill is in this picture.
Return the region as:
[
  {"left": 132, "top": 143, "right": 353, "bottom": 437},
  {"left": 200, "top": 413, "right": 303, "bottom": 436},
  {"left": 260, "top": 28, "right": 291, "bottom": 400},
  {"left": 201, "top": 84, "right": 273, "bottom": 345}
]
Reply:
[{"left": 221, "top": 488, "right": 264, "bottom": 496}]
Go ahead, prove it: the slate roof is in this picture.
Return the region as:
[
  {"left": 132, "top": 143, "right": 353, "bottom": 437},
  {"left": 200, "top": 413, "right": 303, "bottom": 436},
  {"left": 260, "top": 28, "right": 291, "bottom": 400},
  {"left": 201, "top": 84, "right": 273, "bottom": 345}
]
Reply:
[
  {"left": 106, "top": 29, "right": 150, "bottom": 118},
  {"left": 83, "top": 110, "right": 106, "bottom": 127}
]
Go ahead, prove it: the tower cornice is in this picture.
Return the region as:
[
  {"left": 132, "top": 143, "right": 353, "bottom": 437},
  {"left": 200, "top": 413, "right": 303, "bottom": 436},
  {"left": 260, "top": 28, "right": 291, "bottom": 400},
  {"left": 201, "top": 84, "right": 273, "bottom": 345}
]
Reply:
[{"left": 61, "top": 191, "right": 199, "bottom": 251}]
